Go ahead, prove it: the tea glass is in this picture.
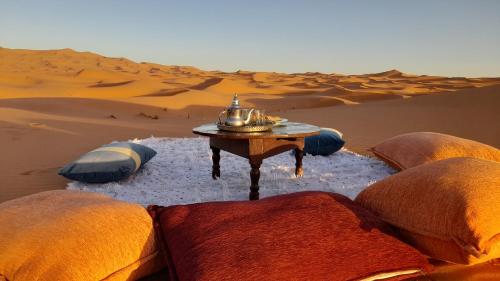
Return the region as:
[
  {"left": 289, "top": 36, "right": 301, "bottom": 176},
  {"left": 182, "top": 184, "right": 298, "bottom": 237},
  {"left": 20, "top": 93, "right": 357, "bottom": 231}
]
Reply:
[{"left": 252, "top": 109, "right": 266, "bottom": 125}]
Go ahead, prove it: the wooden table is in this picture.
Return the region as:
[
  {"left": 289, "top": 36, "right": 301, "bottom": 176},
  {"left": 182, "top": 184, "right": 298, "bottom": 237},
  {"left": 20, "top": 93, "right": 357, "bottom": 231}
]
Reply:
[{"left": 192, "top": 122, "right": 320, "bottom": 200}]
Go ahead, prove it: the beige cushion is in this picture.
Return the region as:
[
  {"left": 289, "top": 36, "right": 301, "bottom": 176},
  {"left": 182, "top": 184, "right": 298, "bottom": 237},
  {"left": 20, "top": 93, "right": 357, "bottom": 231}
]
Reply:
[
  {"left": 370, "top": 132, "right": 500, "bottom": 170},
  {"left": 355, "top": 157, "right": 500, "bottom": 264},
  {"left": 0, "top": 190, "right": 165, "bottom": 281}
]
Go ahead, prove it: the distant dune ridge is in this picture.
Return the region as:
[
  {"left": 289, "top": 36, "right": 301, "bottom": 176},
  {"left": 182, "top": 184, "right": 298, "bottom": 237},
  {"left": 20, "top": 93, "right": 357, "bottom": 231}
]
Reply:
[
  {"left": 0, "top": 47, "right": 499, "bottom": 204},
  {"left": 1, "top": 47, "right": 500, "bottom": 111}
]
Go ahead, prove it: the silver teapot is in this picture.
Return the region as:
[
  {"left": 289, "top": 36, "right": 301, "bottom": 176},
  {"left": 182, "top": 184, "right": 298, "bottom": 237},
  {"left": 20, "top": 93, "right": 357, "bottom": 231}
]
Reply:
[{"left": 219, "top": 94, "right": 254, "bottom": 127}]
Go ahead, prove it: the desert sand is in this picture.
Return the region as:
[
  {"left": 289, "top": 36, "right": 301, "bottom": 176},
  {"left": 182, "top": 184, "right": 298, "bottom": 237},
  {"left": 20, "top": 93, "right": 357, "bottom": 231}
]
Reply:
[{"left": 1, "top": 47, "right": 500, "bottom": 204}]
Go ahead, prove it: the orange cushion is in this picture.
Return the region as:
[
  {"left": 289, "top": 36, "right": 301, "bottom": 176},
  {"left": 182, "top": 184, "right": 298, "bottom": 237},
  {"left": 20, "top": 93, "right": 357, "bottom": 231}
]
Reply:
[
  {"left": 0, "top": 190, "right": 165, "bottom": 281},
  {"left": 149, "top": 191, "right": 433, "bottom": 281},
  {"left": 370, "top": 132, "right": 500, "bottom": 170},
  {"left": 355, "top": 157, "right": 500, "bottom": 265}
]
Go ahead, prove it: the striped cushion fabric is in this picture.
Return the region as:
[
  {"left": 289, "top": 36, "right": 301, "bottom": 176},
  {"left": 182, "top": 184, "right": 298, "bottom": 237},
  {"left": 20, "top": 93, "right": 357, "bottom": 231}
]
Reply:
[{"left": 59, "top": 142, "right": 156, "bottom": 183}]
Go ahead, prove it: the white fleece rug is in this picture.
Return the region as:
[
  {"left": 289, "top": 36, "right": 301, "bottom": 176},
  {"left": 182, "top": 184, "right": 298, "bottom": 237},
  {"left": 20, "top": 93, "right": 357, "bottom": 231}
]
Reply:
[{"left": 67, "top": 137, "right": 395, "bottom": 206}]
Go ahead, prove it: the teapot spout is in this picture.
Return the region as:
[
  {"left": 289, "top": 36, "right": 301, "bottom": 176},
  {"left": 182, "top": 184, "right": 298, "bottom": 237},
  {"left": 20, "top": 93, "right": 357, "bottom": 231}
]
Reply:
[{"left": 243, "top": 109, "right": 255, "bottom": 125}]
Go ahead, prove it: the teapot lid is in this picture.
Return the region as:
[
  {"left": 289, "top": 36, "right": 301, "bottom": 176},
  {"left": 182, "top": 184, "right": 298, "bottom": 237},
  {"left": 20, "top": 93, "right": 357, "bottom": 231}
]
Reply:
[{"left": 229, "top": 94, "right": 241, "bottom": 109}]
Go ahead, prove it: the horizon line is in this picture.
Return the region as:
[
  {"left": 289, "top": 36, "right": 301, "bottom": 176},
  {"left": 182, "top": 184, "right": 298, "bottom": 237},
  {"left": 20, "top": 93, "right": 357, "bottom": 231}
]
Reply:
[{"left": 2, "top": 45, "right": 499, "bottom": 79}]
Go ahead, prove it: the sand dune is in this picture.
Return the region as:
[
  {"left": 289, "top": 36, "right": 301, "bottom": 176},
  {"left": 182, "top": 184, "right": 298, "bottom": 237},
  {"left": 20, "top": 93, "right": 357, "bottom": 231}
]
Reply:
[
  {"left": 189, "top": 77, "right": 224, "bottom": 90},
  {"left": 3, "top": 47, "right": 500, "bottom": 105},
  {"left": 0, "top": 47, "right": 499, "bottom": 204},
  {"left": 138, "top": 88, "right": 189, "bottom": 97},
  {"left": 89, "top": 80, "right": 135, "bottom": 88}
]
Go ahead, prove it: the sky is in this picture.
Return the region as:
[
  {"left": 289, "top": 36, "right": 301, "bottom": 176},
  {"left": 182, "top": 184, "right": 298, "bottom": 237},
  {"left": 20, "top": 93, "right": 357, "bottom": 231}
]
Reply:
[{"left": 1, "top": 0, "right": 499, "bottom": 77}]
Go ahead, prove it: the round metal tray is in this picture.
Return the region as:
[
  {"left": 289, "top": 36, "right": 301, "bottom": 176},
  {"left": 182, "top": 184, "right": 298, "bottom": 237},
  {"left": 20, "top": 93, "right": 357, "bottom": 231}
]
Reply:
[{"left": 217, "top": 122, "right": 274, "bottom": 133}]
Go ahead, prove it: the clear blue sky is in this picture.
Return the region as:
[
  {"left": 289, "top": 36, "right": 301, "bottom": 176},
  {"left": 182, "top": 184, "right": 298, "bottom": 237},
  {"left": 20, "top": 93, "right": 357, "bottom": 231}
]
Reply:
[{"left": 1, "top": 0, "right": 499, "bottom": 77}]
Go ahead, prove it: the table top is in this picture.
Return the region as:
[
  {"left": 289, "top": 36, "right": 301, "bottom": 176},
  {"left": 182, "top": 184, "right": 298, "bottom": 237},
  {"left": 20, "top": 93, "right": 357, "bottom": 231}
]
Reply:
[{"left": 193, "top": 122, "right": 321, "bottom": 139}]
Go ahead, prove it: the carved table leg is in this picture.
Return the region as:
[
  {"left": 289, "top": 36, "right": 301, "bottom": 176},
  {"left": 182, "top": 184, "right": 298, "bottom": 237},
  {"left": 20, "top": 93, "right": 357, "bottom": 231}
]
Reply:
[
  {"left": 294, "top": 147, "right": 304, "bottom": 177},
  {"left": 211, "top": 146, "right": 220, "bottom": 179},
  {"left": 249, "top": 158, "right": 262, "bottom": 200}
]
